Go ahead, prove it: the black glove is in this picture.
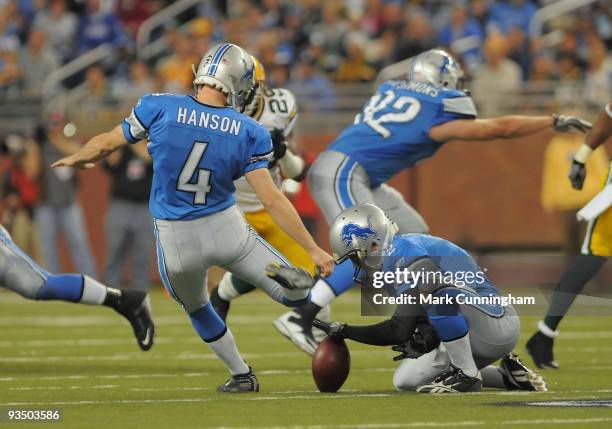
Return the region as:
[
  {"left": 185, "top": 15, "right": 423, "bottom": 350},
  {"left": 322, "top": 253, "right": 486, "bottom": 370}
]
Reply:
[
  {"left": 269, "top": 128, "right": 288, "bottom": 166},
  {"left": 313, "top": 319, "right": 347, "bottom": 339},
  {"left": 391, "top": 320, "right": 439, "bottom": 361},
  {"left": 568, "top": 159, "right": 587, "bottom": 190},
  {"left": 552, "top": 114, "right": 592, "bottom": 133}
]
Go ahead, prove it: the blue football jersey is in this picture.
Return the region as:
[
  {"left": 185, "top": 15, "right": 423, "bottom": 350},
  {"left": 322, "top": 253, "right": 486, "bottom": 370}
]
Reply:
[
  {"left": 329, "top": 80, "right": 477, "bottom": 187},
  {"left": 122, "top": 94, "right": 272, "bottom": 220},
  {"left": 384, "top": 234, "right": 501, "bottom": 310}
]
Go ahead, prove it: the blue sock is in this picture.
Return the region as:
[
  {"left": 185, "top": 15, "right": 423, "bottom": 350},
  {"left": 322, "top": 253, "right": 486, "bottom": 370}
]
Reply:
[
  {"left": 36, "top": 274, "right": 84, "bottom": 302},
  {"left": 426, "top": 291, "right": 469, "bottom": 342},
  {"left": 189, "top": 302, "right": 227, "bottom": 342},
  {"left": 322, "top": 259, "right": 356, "bottom": 295}
]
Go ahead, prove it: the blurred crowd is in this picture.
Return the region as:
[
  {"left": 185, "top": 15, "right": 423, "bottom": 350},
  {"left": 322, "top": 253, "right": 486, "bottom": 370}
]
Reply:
[
  {"left": 0, "top": 0, "right": 611, "bottom": 288},
  {"left": 0, "top": 0, "right": 610, "bottom": 111}
]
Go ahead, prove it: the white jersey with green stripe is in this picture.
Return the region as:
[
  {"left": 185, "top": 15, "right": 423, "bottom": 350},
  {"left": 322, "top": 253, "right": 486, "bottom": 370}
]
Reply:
[{"left": 234, "top": 87, "right": 299, "bottom": 213}]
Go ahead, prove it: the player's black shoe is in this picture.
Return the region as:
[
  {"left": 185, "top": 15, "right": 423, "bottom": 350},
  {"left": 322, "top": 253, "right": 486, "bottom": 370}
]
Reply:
[
  {"left": 217, "top": 367, "right": 259, "bottom": 393},
  {"left": 210, "top": 286, "right": 230, "bottom": 322},
  {"left": 416, "top": 366, "right": 482, "bottom": 394},
  {"left": 499, "top": 353, "right": 548, "bottom": 392},
  {"left": 526, "top": 331, "right": 559, "bottom": 369},
  {"left": 113, "top": 290, "right": 155, "bottom": 351}
]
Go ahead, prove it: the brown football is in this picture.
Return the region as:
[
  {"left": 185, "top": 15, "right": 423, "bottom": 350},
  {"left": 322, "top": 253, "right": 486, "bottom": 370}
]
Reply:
[{"left": 312, "top": 336, "right": 351, "bottom": 392}]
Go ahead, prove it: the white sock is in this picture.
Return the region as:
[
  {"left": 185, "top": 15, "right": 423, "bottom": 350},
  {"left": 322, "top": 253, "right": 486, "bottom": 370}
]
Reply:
[
  {"left": 207, "top": 329, "right": 249, "bottom": 375},
  {"left": 311, "top": 279, "right": 336, "bottom": 307},
  {"left": 481, "top": 365, "right": 506, "bottom": 389},
  {"left": 442, "top": 333, "right": 479, "bottom": 378},
  {"left": 80, "top": 275, "right": 107, "bottom": 305},
  {"left": 218, "top": 272, "right": 239, "bottom": 301},
  {"left": 538, "top": 320, "right": 559, "bottom": 338}
]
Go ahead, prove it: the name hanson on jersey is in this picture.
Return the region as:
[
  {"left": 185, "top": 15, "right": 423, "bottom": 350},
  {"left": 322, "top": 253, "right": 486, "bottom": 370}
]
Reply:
[{"left": 177, "top": 107, "right": 242, "bottom": 135}]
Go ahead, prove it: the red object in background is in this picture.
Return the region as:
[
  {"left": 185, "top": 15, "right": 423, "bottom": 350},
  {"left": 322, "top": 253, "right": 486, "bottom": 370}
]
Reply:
[
  {"left": 116, "top": 0, "right": 152, "bottom": 36},
  {"left": 5, "top": 160, "right": 39, "bottom": 209},
  {"left": 291, "top": 151, "right": 320, "bottom": 218}
]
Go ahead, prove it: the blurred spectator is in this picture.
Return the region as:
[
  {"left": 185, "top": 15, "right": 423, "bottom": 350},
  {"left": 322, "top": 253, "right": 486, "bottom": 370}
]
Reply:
[
  {"left": 116, "top": 0, "right": 151, "bottom": 37},
  {"left": 156, "top": 32, "right": 197, "bottom": 93},
  {"left": 19, "top": 29, "right": 59, "bottom": 96},
  {"left": 0, "top": 49, "right": 20, "bottom": 94},
  {"left": 472, "top": 33, "right": 521, "bottom": 117},
  {"left": 487, "top": 0, "right": 536, "bottom": 36},
  {"left": 584, "top": 38, "right": 612, "bottom": 109},
  {"left": 438, "top": 4, "right": 484, "bottom": 73},
  {"left": 392, "top": 13, "right": 434, "bottom": 63},
  {"left": 289, "top": 54, "right": 336, "bottom": 112},
  {"left": 0, "top": 133, "right": 41, "bottom": 260},
  {"left": 309, "top": 2, "right": 348, "bottom": 71},
  {"left": 102, "top": 144, "right": 153, "bottom": 292},
  {"left": 72, "top": 65, "right": 111, "bottom": 116},
  {"left": 76, "top": 0, "right": 126, "bottom": 55},
  {"left": 112, "top": 60, "right": 154, "bottom": 109},
  {"left": 0, "top": 0, "right": 25, "bottom": 51},
  {"left": 189, "top": 18, "right": 213, "bottom": 60},
  {"left": 334, "top": 38, "right": 376, "bottom": 83},
  {"left": 33, "top": 114, "right": 95, "bottom": 277},
  {"left": 32, "top": 0, "right": 77, "bottom": 62}
]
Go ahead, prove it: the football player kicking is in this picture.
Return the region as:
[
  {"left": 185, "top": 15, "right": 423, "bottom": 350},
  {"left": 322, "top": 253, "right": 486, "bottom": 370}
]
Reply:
[
  {"left": 0, "top": 225, "right": 154, "bottom": 350},
  {"left": 312, "top": 203, "right": 547, "bottom": 393},
  {"left": 52, "top": 43, "right": 333, "bottom": 393},
  {"left": 275, "top": 48, "right": 592, "bottom": 355},
  {"left": 209, "top": 57, "right": 330, "bottom": 331},
  {"left": 527, "top": 102, "right": 612, "bottom": 369}
]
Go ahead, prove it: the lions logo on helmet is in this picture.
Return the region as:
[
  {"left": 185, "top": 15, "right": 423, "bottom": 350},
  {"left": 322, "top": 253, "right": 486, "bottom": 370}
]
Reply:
[{"left": 340, "top": 217, "right": 376, "bottom": 247}]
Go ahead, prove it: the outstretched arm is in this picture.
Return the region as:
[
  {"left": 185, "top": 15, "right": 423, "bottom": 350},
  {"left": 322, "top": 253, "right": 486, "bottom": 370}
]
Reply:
[
  {"left": 569, "top": 103, "right": 612, "bottom": 190},
  {"left": 246, "top": 167, "right": 334, "bottom": 277},
  {"left": 429, "top": 114, "right": 590, "bottom": 142},
  {"left": 51, "top": 125, "right": 128, "bottom": 169}
]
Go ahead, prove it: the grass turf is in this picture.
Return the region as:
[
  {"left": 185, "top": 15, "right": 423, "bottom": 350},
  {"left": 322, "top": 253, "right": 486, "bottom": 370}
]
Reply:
[{"left": 1, "top": 287, "right": 611, "bottom": 429}]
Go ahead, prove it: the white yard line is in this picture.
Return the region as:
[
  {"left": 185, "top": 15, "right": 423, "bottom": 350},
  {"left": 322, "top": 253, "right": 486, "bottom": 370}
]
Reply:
[
  {"left": 208, "top": 418, "right": 612, "bottom": 429},
  {"left": 10, "top": 385, "right": 116, "bottom": 391}
]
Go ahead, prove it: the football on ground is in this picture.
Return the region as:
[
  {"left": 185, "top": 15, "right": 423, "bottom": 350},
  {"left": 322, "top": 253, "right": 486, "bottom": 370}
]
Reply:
[
  {"left": 312, "top": 335, "right": 351, "bottom": 392},
  {"left": 2, "top": 288, "right": 612, "bottom": 428}
]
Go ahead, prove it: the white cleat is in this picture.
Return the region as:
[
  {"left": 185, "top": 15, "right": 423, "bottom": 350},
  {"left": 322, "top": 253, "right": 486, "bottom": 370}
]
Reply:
[
  {"left": 273, "top": 311, "right": 318, "bottom": 356},
  {"left": 312, "top": 305, "right": 331, "bottom": 343}
]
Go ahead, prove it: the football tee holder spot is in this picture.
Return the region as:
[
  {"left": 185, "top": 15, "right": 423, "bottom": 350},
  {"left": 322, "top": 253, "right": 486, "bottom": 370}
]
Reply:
[{"left": 492, "top": 399, "right": 612, "bottom": 408}]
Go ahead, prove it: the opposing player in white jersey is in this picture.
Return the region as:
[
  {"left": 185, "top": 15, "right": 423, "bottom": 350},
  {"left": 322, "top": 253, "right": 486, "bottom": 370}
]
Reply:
[
  {"left": 209, "top": 57, "right": 328, "bottom": 330},
  {"left": 52, "top": 43, "right": 333, "bottom": 393}
]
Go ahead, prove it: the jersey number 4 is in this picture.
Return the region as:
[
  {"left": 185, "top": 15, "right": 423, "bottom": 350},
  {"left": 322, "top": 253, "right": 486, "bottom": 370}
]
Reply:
[
  {"left": 356, "top": 90, "right": 421, "bottom": 138},
  {"left": 177, "top": 142, "right": 212, "bottom": 205}
]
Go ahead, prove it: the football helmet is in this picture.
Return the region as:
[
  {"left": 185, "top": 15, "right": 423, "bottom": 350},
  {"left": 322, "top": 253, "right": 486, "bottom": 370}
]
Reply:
[
  {"left": 407, "top": 48, "right": 465, "bottom": 91},
  {"left": 329, "top": 203, "right": 398, "bottom": 272},
  {"left": 193, "top": 43, "right": 257, "bottom": 112},
  {"left": 244, "top": 55, "right": 266, "bottom": 117}
]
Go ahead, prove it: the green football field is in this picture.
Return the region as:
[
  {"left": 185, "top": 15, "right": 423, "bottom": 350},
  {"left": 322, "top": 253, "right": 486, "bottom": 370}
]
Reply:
[{"left": 1, "top": 287, "right": 611, "bottom": 429}]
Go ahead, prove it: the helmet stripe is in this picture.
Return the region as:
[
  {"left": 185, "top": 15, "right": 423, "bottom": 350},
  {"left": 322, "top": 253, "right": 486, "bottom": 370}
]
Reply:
[{"left": 208, "top": 43, "right": 232, "bottom": 77}]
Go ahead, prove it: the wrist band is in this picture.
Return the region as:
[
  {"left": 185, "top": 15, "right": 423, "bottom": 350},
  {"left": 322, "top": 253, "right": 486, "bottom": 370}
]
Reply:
[{"left": 574, "top": 144, "right": 593, "bottom": 164}]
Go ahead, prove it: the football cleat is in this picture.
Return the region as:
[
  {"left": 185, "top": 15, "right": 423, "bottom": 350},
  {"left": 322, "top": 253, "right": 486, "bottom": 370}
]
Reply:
[
  {"left": 217, "top": 367, "right": 259, "bottom": 393},
  {"left": 526, "top": 331, "right": 559, "bottom": 369},
  {"left": 266, "top": 264, "right": 314, "bottom": 291},
  {"left": 416, "top": 366, "right": 482, "bottom": 394},
  {"left": 273, "top": 311, "right": 319, "bottom": 356},
  {"left": 113, "top": 290, "right": 155, "bottom": 351},
  {"left": 210, "top": 286, "right": 230, "bottom": 322},
  {"left": 499, "top": 353, "right": 548, "bottom": 392}
]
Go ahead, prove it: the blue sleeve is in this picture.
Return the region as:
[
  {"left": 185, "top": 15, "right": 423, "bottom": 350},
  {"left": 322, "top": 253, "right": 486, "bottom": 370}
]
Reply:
[
  {"left": 430, "top": 92, "right": 477, "bottom": 127},
  {"left": 121, "top": 94, "right": 161, "bottom": 144},
  {"left": 244, "top": 124, "right": 273, "bottom": 173}
]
